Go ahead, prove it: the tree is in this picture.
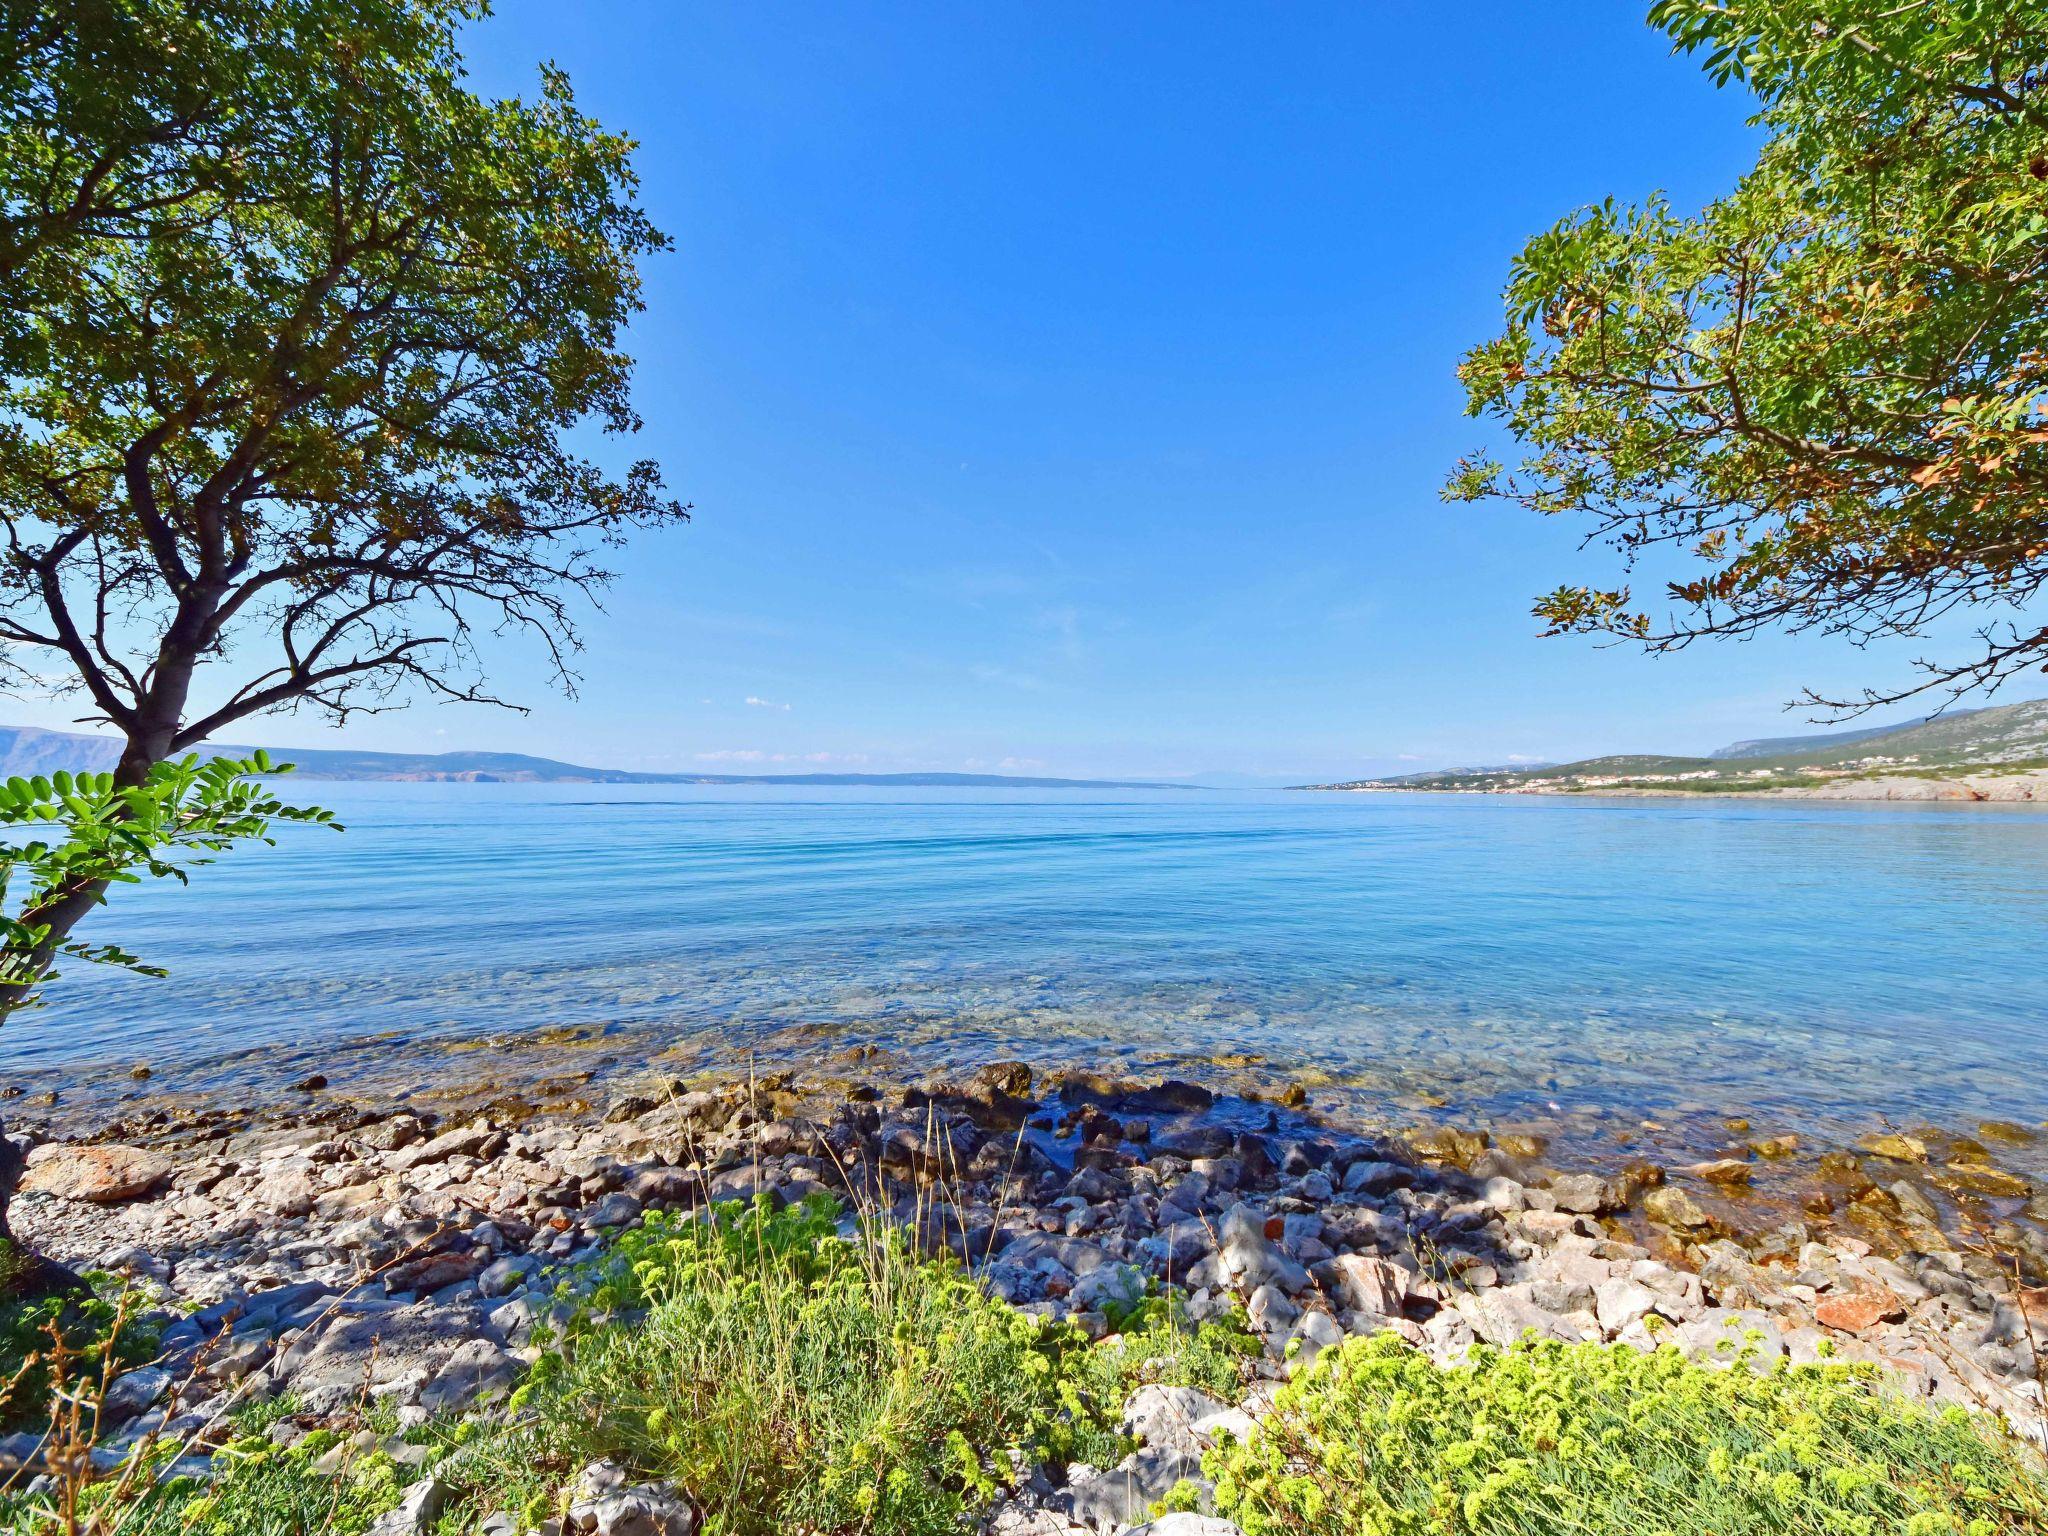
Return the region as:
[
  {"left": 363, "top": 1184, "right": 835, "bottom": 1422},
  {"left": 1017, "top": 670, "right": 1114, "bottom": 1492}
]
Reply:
[
  {"left": 0, "top": 0, "right": 682, "bottom": 1271},
  {"left": 1447, "top": 0, "right": 2048, "bottom": 715},
  {"left": 0, "top": 755, "right": 334, "bottom": 1248},
  {"left": 0, "top": 0, "right": 683, "bottom": 966}
]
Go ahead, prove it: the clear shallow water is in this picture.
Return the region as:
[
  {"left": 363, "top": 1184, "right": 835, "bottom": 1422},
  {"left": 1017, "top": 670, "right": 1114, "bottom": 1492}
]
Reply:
[{"left": 6, "top": 785, "right": 2047, "bottom": 1143}]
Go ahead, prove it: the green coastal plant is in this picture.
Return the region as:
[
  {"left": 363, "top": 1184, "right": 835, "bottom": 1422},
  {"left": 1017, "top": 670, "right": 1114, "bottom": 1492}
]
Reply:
[
  {"left": 446, "top": 1195, "right": 1132, "bottom": 1535},
  {"left": 1206, "top": 1332, "right": 2048, "bottom": 1536},
  {"left": 0, "top": 755, "right": 333, "bottom": 1012},
  {"left": 0, "top": 753, "right": 331, "bottom": 1254},
  {"left": 0, "top": 1399, "right": 414, "bottom": 1536},
  {"left": 0, "top": 1258, "right": 158, "bottom": 1434}
]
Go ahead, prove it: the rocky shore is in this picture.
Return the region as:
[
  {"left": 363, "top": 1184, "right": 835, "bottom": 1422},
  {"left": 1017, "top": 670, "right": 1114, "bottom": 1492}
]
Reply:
[{"left": 8, "top": 1062, "right": 2046, "bottom": 1534}]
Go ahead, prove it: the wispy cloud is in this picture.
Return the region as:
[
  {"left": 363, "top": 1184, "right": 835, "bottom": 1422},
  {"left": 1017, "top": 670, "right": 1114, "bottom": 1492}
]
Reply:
[{"left": 744, "top": 696, "right": 791, "bottom": 711}]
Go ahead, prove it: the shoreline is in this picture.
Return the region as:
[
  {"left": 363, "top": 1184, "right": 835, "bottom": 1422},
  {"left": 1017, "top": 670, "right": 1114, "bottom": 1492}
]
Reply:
[
  {"left": 12, "top": 1016, "right": 2046, "bottom": 1224},
  {"left": 5, "top": 1053, "right": 2045, "bottom": 1529}
]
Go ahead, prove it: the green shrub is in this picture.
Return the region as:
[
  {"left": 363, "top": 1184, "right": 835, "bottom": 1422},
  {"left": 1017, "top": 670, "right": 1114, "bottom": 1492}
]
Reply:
[
  {"left": 445, "top": 1195, "right": 1136, "bottom": 1536},
  {"left": 1206, "top": 1333, "right": 2048, "bottom": 1536},
  {"left": 0, "top": 1251, "right": 158, "bottom": 1433},
  {"left": 0, "top": 1403, "right": 409, "bottom": 1536},
  {"left": 1097, "top": 1289, "right": 1261, "bottom": 1401}
]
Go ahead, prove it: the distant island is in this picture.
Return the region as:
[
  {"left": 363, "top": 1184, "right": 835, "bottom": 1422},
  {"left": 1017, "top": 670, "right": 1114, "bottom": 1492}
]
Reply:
[
  {"left": 1302, "top": 698, "right": 2048, "bottom": 802},
  {"left": 0, "top": 725, "right": 1173, "bottom": 790}
]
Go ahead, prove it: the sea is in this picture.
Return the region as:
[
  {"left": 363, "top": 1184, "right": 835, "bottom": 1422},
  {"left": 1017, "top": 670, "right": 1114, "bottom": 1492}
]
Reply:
[{"left": 5, "top": 785, "right": 2044, "bottom": 1157}]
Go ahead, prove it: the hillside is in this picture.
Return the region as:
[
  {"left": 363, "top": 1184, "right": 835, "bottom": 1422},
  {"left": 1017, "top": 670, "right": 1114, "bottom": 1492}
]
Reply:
[
  {"left": 1306, "top": 698, "right": 2048, "bottom": 800},
  {"left": 0, "top": 726, "right": 1168, "bottom": 790}
]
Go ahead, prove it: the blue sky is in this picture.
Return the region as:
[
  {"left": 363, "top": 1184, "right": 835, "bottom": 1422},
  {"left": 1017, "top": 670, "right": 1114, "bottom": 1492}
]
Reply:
[{"left": 25, "top": 4, "right": 2025, "bottom": 779}]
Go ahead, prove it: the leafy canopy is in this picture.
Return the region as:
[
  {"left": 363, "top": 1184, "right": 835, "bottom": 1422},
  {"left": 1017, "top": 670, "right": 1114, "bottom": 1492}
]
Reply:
[
  {"left": 0, "top": 0, "right": 684, "bottom": 748},
  {"left": 1448, "top": 0, "right": 2048, "bottom": 713}
]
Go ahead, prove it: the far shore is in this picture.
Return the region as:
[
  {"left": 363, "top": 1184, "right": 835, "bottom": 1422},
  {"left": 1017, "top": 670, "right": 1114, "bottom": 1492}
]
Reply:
[{"left": 1307, "top": 769, "right": 2048, "bottom": 803}]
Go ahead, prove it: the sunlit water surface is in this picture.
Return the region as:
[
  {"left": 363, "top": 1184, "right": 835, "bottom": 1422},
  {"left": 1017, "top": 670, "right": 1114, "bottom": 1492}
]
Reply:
[{"left": 7, "top": 785, "right": 2045, "bottom": 1148}]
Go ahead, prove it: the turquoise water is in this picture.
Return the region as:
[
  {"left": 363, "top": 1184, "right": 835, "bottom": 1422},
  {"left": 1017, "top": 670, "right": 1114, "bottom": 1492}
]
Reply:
[{"left": 7, "top": 785, "right": 2047, "bottom": 1143}]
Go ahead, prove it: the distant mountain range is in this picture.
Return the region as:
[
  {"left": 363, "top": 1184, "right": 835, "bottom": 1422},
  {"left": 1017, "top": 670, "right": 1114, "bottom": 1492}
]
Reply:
[
  {"left": 0, "top": 725, "right": 1172, "bottom": 790},
  {"left": 1304, "top": 698, "right": 2048, "bottom": 799}
]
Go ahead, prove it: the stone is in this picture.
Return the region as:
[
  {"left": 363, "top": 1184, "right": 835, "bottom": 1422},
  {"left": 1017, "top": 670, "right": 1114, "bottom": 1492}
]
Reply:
[
  {"left": 1072, "top": 1263, "right": 1146, "bottom": 1314},
  {"left": 383, "top": 1248, "right": 487, "bottom": 1294},
  {"left": 262, "top": 1165, "right": 319, "bottom": 1217},
  {"left": 1688, "top": 1159, "right": 1753, "bottom": 1187},
  {"left": 1479, "top": 1176, "right": 1525, "bottom": 1212},
  {"left": 367, "top": 1476, "right": 447, "bottom": 1536},
  {"left": 1151, "top": 1125, "right": 1234, "bottom": 1160},
  {"left": 1978, "top": 1120, "right": 2038, "bottom": 1146},
  {"left": 1062, "top": 1449, "right": 1205, "bottom": 1531},
  {"left": 568, "top": 1484, "right": 697, "bottom": 1536},
  {"left": 1858, "top": 1133, "right": 1928, "bottom": 1163},
  {"left": 1290, "top": 1307, "right": 1346, "bottom": 1362},
  {"left": 275, "top": 1302, "right": 493, "bottom": 1414},
  {"left": 418, "top": 1339, "right": 522, "bottom": 1414},
  {"left": 1217, "top": 1203, "right": 1309, "bottom": 1294},
  {"left": 1127, "top": 1519, "right": 1245, "bottom": 1536},
  {"left": 989, "top": 1507, "right": 1088, "bottom": 1536},
  {"left": 390, "top": 1125, "right": 497, "bottom": 1173},
  {"left": 1317, "top": 1254, "right": 1411, "bottom": 1317},
  {"left": 101, "top": 1366, "right": 172, "bottom": 1424},
  {"left": 1406, "top": 1126, "right": 1487, "bottom": 1167},
  {"left": 1455, "top": 1288, "right": 1587, "bottom": 1348},
  {"left": 20, "top": 1144, "right": 173, "bottom": 1203},
  {"left": 1814, "top": 1290, "right": 1907, "bottom": 1334},
  {"left": 1247, "top": 1283, "right": 1300, "bottom": 1335},
  {"left": 1549, "top": 1173, "right": 1613, "bottom": 1214},
  {"left": 1122, "top": 1384, "right": 1231, "bottom": 1457},
  {"left": 1339, "top": 1160, "right": 1406, "bottom": 1196},
  {"left": 1941, "top": 1164, "right": 2031, "bottom": 1199},
  {"left": 1119, "top": 1080, "right": 1213, "bottom": 1114},
  {"left": 625, "top": 1166, "right": 702, "bottom": 1207},
  {"left": 1642, "top": 1185, "right": 1713, "bottom": 1230},
  {"left": 585, "top": 1191, "right": 644, "bottom": 1228},
  {"left": 1593, "top": 1277, "right": 1659, "bottom": 1335}
]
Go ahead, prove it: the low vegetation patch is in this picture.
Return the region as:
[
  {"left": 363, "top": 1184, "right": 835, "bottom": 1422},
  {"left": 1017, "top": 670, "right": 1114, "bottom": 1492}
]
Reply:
[
  {"left": 0, "top": 1250, "right": 158, "bottom": 1436},
  {"left": 1206, "top": 1333, "right": 2048, "bottom": 1536},
  {"left": 440, "top": 1195, "right": 1249, "bottom": 1535}
]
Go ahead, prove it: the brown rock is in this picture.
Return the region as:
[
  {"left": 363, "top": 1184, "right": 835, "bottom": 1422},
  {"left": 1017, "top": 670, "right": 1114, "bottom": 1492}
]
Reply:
[
  {"left": 1688, "top": 1158, "right": 1753, "bottom": 1187},
  {"left": 1940, "top": 1163, "right": 2031, "bottom": 1199},
  {"left": 1406, "top": 1126, "right": 1488, "bottom": 1168},
  {"left": 1977, "top": 1120, "right": 2038, "bottom": 1147},
  {"left": 1858, "top": 1133, "right": 1927, "bottom": 1163},
  {"left": 1814, "top": 1290, "right": 1906, "bottom": 1334},
  {"left": 382, "top": 1248, "right": 487, "bottom": 1294},
  {"left": 1642, "top": 1185, "right": 1712, "bottom": 1230},
  {"left": 20, "top": 1144, "right": 173, "bottom": 1204}
]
